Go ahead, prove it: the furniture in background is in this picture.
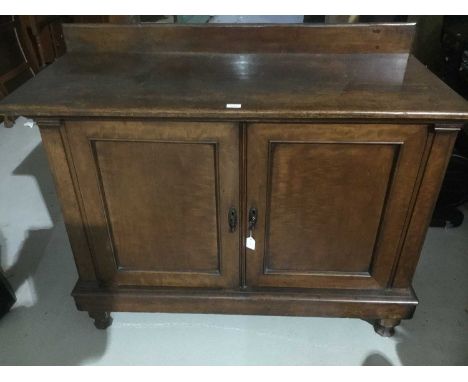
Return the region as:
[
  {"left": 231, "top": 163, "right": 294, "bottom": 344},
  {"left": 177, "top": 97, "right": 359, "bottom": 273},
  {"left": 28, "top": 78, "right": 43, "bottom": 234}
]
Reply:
[
  {"left": 17, "top": 16, "right": 66, "bottom": 70},
  {"left": 1, "top": 23, "right": 467, "bottom": 337},
  {"left": 0, "top": 15, "right": 68, "bottom": 100},
  {"left": 0, "top": 16, "right": 36, "bottom": 99}
]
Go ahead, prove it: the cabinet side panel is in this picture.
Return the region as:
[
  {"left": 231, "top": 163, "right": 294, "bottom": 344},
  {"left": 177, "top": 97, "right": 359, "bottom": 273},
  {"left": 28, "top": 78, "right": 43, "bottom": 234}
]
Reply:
[
  {"left": 39, "top": 124, "right": 96, "bottom": 281},
  {"left": 392, "top": 129, "right": 459, "bottom": 288}
]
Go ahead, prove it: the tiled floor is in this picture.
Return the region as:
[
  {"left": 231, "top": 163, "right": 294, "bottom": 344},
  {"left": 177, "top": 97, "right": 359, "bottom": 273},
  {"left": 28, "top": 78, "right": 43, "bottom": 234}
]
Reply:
[{"left": 0, "top": 118, "right": 467, "bottom": 365}]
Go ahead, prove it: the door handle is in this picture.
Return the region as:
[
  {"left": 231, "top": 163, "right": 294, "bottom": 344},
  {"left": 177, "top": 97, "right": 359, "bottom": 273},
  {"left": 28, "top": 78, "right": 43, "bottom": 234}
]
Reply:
[
  {"left": 228, "top": 207, "right": 238, "bottom": 232},
  {"left": 246, "top": 207, "right": 258, "bottom": 250},
  {"left": 248, "top": 207, "right": 257, "bottom": 232}
]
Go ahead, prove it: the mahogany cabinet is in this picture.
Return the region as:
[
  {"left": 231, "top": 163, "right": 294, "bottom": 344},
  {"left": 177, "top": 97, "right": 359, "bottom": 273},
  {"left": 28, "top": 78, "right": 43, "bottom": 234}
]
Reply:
[{"left": 1, "top": 23, "right": 467, "bottom": 336}]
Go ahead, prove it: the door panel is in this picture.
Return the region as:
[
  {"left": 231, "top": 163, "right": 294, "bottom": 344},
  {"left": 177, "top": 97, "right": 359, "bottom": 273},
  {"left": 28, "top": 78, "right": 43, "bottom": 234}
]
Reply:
[
  {"left": 66, "top": 120, "right": 239, "bottom": 288},
  {"left": 246, "top": 123, "right": 428, "bottom": 289},
  {"left": 93, "top": 140, "right": 219, "bottom": 273},
  {"left": 267, "top": 142, "right": 395, "bottom": 273}
]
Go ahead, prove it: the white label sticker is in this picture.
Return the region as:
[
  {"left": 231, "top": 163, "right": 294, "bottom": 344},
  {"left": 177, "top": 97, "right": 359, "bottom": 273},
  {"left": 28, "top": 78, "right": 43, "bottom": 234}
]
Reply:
[
  {"left": 246, "top": 236, "right": 256, "bottom": 250},
  {"left": 24, "top": 120, "right": 36, "bottom": 129},
  {"left": 226, "top": 103, "right": 242, "bottom": 109}
]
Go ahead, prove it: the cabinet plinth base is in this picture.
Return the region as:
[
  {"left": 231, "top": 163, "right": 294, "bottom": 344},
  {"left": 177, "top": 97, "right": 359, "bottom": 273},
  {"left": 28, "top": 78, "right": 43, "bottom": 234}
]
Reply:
[
  {"left": 74, "top": 282, "right": 417, "bottom": 333},
  {"left": 88, "top": 311, "right": 113, "bottom": 329}
]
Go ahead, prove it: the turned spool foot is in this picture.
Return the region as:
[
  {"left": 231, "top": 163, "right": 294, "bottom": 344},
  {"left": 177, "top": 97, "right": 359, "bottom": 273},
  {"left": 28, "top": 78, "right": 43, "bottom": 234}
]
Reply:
[
  {"left": 88, "top": 311, "right": 113, "bottom": 329},
  {"left": 373, "top": 318, "right": 401, "bottom": 337}
]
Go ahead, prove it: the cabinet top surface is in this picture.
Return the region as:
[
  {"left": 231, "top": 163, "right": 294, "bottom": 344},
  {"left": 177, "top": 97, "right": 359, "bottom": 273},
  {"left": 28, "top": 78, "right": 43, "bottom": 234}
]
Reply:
[{"left": 1, "top": 24, "right": 467, "bottom": 122}]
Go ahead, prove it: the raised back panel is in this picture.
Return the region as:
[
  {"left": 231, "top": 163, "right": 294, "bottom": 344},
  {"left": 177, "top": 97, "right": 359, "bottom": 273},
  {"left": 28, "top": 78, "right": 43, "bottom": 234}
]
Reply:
[
  {"left": 93, "top": 139, "right": 219, "bottom": 273},
  {"left": 63, "top": 23, "right": 416, "bottom": 54},
  {"left": 266, "top": 142, "right": 396, "bottom": 274}
]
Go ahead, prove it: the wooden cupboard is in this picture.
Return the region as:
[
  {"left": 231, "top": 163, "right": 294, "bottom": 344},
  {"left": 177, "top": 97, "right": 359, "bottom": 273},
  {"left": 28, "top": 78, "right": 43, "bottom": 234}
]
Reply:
[{"left": 1, "top": 23, "right": 467, "bottom": 336}]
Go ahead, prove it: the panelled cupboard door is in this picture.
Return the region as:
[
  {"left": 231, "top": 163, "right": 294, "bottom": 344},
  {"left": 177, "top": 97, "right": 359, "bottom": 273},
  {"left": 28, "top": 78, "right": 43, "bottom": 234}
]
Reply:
[
  {"left": 65, "top": 120, "right": 239, "bottom": 288},
  {"left": 246, "top": 123, "right": 428, "bottom": 289}
]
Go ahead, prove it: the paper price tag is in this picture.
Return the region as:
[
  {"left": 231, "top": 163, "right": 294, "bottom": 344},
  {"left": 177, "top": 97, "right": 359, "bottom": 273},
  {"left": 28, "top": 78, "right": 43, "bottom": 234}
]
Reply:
[
  {"left": 246, "top": 235, "right": 256, "bottom": 250},
  {"left": 226, "top": 103, "right": 242, "bottom": 109}
]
